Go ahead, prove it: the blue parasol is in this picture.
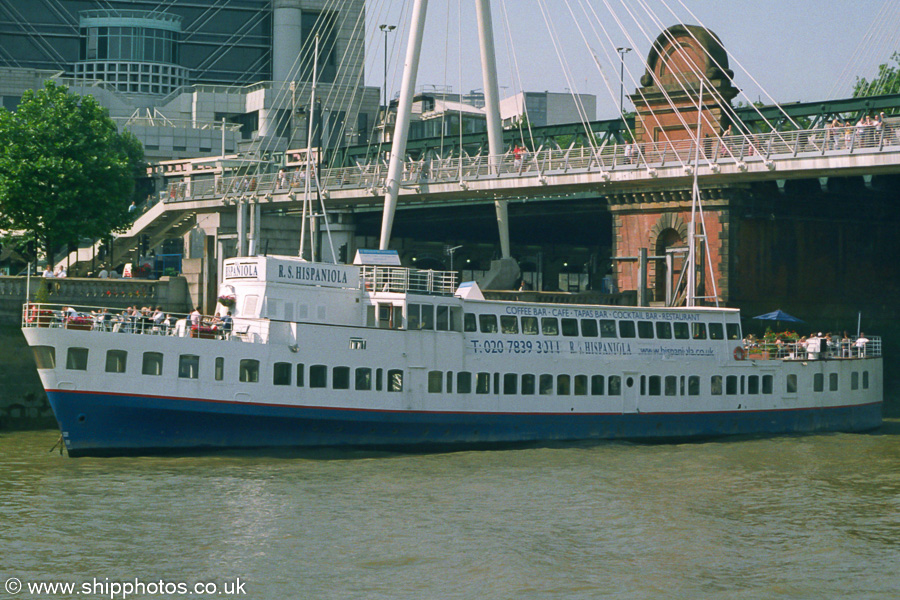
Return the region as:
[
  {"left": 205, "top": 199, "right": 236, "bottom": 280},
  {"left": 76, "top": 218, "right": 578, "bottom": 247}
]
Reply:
[{"left": 753, "top": 309, "right": 804, "bottom": 323}]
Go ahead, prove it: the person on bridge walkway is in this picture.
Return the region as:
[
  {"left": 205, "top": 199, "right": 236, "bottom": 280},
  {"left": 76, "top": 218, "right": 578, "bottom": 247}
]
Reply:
[{"left": 513, "top": 145, "right": 523, "bottom": 172}]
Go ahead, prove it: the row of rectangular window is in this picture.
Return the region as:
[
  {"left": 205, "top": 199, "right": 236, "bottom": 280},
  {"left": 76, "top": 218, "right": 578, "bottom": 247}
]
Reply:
[
  {"left": 76, "top": 62, "right": 181, "bottom": 74},
  {"left": 428, "top": 371, "right": 870, "bottom": 396},
  {"left": 55, "top": 346, "right": 406, "bottom": 392},
  {"left": 372, "top": 303, "right": 741, "bottom": 343},
  {"left": 33, "top": 346, "right": 871, "bottom": 397},
  {"left": 463, "top": 313, "right": 741, "bottom": 341},
  {"left": 427, "top": 371, "right": 628, "bottom": 396}
]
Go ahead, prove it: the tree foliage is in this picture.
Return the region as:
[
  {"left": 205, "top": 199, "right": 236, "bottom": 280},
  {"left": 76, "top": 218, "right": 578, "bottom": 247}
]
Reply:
[
  {"left": 853, "top": 51, "right": 900, "bottom": 97},
  {"left": 0, "top": 81, "right": 144, "bottom": 261}
]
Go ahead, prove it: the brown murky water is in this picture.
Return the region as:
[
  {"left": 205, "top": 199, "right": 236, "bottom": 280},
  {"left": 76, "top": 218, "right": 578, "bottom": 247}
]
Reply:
[{"left": 2, "top": 425, "right": 899, "bottom": 599}]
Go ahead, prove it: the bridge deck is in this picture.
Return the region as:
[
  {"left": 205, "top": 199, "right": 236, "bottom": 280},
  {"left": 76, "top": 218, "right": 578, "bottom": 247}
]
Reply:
[{"left": 156, "top": 124, "right": 900, "bottom": 215}]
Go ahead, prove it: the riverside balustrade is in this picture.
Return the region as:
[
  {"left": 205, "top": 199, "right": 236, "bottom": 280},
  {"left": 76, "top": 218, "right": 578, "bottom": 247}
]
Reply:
[
  {"left": 0, "top": 276, "right": 191, "bottom": 318},
  {"left": 159, "top": 123, "right": 900, "bottom": 204}
]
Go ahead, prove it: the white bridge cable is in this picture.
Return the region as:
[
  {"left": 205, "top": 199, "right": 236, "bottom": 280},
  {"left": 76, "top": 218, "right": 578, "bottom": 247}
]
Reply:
[
  {"left": 670, "top": 0, "right": 805, "bottom": 132},
  {"left": 535, "top": 0, "right": 600, "bottom": 152},
  {"left": 584, "top": 0, "right": 705, "bottom": 162},
  {"left": 498, "top": 0, "right": 538, "bottom": 153},
  {"left": 855, "top": 2, "right": 900, "bottom": 98},
  {"left": 629, "top": 0, "right": 768, "bottom": 153},
  {"left": 825, "top": 0, "right": 898, "bottom": 99},
  {"left": 230, "top": 0, "right": 381, "bottom": 178},
  {"left": 597, "top": 0, "right": 786, "bottom": 158},
  {"left": 617, "top": 0, "right": 742, "bottom": 156},
  {"left": 650, "top": 1, "right": 809, "bottom": 149},
  {"left": 589, "top": 0, "right": 709, "bottom": 167}
]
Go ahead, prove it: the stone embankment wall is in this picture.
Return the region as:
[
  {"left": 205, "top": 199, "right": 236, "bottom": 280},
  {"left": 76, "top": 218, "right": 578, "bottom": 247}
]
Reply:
[{"left": 0, "top": 276, "right": 190, "bottom": 430}]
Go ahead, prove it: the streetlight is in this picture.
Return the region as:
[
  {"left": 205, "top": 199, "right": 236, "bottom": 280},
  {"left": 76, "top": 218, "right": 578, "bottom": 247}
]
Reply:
[
  {"left": 445, "top": 245, "right": 463, "bottom": 272},
  {"left": 616, "top": 47, "right": 631, "bottom": 115},
  {"left": 379, "top": 24, "right": 397, "bottom": 108}
]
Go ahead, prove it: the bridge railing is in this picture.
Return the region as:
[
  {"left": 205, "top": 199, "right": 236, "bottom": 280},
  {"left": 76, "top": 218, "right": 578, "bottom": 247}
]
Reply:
[{"left": 160, "top": 123, "right": 900, "bottom": 204}]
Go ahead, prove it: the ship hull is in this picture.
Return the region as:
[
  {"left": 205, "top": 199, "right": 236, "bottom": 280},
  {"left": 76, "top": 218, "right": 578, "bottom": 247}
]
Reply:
[{"left": 48, "top": 389, "right": 883, "bottom": 457}]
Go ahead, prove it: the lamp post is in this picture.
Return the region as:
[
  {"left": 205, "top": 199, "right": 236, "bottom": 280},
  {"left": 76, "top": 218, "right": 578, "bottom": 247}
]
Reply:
[
  {"left": 616, "top": 46, "right": 631, "bottom": 115},
  {"left": 445, "top": 244, "right": 463, "bottom": 272},
  {"left": 379, "top": 24, "right": 396, "bottom": 108}
]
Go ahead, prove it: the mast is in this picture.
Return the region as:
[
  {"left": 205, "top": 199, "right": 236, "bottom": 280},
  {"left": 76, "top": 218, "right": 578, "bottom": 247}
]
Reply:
[
  {"left": 379, "top": 0, "right": 428, "bottom": 249},
  {"left": 685, "top": 80, "right": 719, "bottom": 308},
  {"left": 686, "top": 82, "right": 701, "bottom": 307},
  {"left": 300, "top": 34, "right": 318, "bottom": 260}
]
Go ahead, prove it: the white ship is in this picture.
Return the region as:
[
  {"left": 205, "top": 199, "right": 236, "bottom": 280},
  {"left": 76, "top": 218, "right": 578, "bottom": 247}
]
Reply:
[
  {"left": 19, "top": 2, "right": 883, "bottom": 456},
  {"left": 22, "top": 252, "right": 882, "bottom": 456}
]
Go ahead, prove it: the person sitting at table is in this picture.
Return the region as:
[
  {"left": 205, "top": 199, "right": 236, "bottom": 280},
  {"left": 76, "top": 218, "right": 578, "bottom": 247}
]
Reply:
[{"left": 151, "top": 306, "right": 165, "bottom": 333}]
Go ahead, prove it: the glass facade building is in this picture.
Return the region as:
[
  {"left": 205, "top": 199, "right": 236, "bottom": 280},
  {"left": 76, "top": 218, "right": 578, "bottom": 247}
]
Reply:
[
  {"left": 0, "top": 0, "right": 272, "bottom": 86},
  {"left": 75, "top": 10, "right": 186, "bottom": 96}
]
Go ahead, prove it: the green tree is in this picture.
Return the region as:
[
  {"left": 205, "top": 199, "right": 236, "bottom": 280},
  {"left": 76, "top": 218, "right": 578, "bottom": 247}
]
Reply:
[
  {"left": 0, "top": 81, "right": 144, "bottom": 262},
  {"left": 853, "top": 51, "right": 900, "bottom": 97}
]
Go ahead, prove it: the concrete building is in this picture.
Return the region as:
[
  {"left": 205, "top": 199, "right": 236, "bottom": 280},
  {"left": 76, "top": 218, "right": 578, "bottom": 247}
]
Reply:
[
  {"left": 0, "top": 0, "right": 381, "bottom": 162},
  {"left": 500, "top": 91, "right": 597, "bottom": 128}
]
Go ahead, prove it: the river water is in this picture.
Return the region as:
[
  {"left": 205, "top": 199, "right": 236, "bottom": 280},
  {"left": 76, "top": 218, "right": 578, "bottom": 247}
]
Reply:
[{"left": 2, "top": 425, "right": 899, "bottom": 600}]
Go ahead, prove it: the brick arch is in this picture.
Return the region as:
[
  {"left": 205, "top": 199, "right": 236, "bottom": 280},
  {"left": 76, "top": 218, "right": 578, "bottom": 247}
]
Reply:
[
  {"left": 649, "top": 213, "right": 689, "bottom": 301},
  {"left": 649, "top": 212, "right": 688, "bottom": 246}
]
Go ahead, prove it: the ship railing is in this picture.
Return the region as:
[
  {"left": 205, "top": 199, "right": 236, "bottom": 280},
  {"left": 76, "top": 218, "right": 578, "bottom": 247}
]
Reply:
[
  {"left": 359, "top": 266, "right": 458, "bottom": 296},
  {"left": 742, "top": 336, "right": 881, "bottom": 360},
  {"left": 22, "top": 302, "right": 268, "bottom": 343}
]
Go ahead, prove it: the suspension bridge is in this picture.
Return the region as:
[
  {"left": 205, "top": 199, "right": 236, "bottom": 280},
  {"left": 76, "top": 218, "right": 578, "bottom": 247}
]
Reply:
[{"left": 66, "top": 1, "right": 900, "bottom": 316}]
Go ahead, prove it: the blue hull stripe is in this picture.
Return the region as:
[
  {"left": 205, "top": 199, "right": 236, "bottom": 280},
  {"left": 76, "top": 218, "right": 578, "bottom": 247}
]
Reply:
[{"left": 47, "top": 389, "right": 884, "bottom": 456}]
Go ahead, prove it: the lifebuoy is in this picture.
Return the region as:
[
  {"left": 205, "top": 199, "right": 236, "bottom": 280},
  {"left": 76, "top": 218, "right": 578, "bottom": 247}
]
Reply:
[{"left": 734, "top": 346, "right": 746, "bottom": 360}]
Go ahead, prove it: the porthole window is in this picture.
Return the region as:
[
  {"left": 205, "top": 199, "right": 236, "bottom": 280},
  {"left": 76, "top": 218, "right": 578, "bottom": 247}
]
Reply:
[
  {"left": 637, "top": 321, "right": 654, "bottom": 339},
  {"left": 479, "top": 314, "right": 498, "bottom": 333},
  {"left": 142, "top": 352, "right": 164, "bottom": 376},
  {"left": 500, "top": 315, "right": 519, "bottom": 334},
  {"left": 655, "top": 322, "right": 672, "bottom": 339},
  {"left": 503, "top": 373, "right": 517, "bottom": 394},
  {"left": 240, "top": 359, "right": 260, "bottom": 383},
  {"left": 66, "top": 347, "right": 88, "bottom": 371},
  {"left": 522, "top": 374, "right": 536, "bottom": 395},
  {"left": 787, "top": 374, "right": 798, "bottom": 394},
  {"left": 178, "top": 354, "right": 199, "bottom": 379},
  {"left": 355, "top": 368, "right": 372, "bottom": 391},
  {"left": 476, "top": 372, "right": 490, "bottom": 394},
  {"left": 591, "top": 375, "right": 604, "bottom": 395},
  {"left": 388, "top": 369, "right": 403, "bottom": 392},
  {"left": 541, "top": 318, "right": 559, "bottom": 336},
  {"left": 599, "top": 320, "right": 617, "bottom": 338},
  {"left": 105, "top": 349, "right": 127, "bottom": 374},
  {"left": 428, "top": 370, "right": 443, "bottom": 393},
  {"left": 273, "top": 362, "right": 291, "bottom": 386},
  {"left": 310, "top": 364, "right": 327, "bottom": 388},
  {"left": 457, "top": 371, "right": 472, "bottom": 394},
  {"left": 539, "top": 374, "right": 553, "bottom": 395},
  {"left": 608, "top": 376, "right": 622, "bottom": 395},
  {"left": 561, "top": 318, "right": 579, "bottom": 337},
  {"left": 33, "top": 346, "right": 57, "bottom": 370},
  {"left": 333, "top": 366, "right": 350, "bottom": 390}
]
